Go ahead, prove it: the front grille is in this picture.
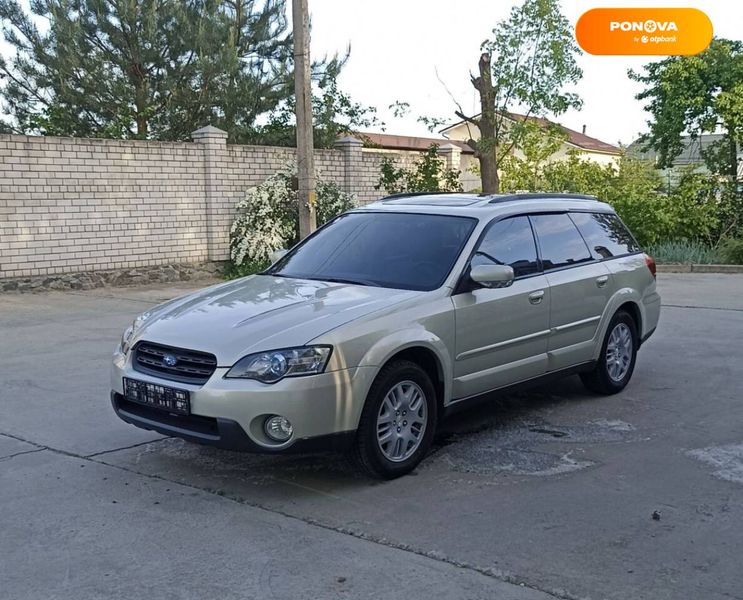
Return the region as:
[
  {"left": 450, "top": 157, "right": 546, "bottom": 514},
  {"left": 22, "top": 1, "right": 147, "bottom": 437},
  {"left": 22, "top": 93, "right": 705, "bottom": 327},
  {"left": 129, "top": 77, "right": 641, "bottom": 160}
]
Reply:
[{"left": 133, "top": 341, "right": 217, "bottom": 385}]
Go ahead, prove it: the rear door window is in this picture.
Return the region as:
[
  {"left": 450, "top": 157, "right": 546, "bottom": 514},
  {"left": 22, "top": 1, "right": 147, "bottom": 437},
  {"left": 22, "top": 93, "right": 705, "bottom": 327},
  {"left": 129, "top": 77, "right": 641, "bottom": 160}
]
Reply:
[
  {"left": 470, "top": 216, "right": 540, "bottom": 278},
  {"left": 529, "top": 214, "right": 593, "bottom": 271},
  {"left": 569, "top": 212, "right": 641, "bottom": 259}
]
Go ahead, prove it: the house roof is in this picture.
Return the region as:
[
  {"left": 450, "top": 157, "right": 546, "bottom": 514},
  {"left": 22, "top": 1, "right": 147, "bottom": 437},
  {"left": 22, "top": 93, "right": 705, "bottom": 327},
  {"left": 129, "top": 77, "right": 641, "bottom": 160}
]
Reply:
[
  {"left": 440, "top": 112, "right": 621, "bottom": 155},
  {"left": 355, "top": 131, "right": 475, "bottom": 154},
  {"left": 628, "top": 134, "right": 743, "bottom": 182},
  {"left": 628, "top": 134, "right": 730, "bottom": 165}
]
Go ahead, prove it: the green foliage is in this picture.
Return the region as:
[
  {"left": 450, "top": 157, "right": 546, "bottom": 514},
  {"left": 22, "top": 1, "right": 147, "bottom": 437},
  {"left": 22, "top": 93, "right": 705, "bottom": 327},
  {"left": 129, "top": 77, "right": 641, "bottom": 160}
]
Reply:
[
  {"left": 721, "top": 237, "right": 743, "bottom": 264},
  {"left": 629, "top": 38, "right": 743, "bottom": 177},
  {"left": 665, "top": 169, "right": 722, "bottom": 243},
  {"left": 0, "top": 0, "right": 355, "bottom": 143},
  {"left": 646, "top": 240, "right": 726, "bottom": 265},
  {"left": 499, "top": 121, "right": 569, "bottom": 191},
  {"left": 628, "top": 38, "right": 743, "bottom": 243},
  {"left": 600, "top": 158, "right": 673, "bottom": 247},
  {"left": 229, "top": 167, "right": 356, "bottom": 275},
  {"left": 483, "top": 0, "right": 583, "bottom": 118},
  {"left": 375, "top": 145, "right": 462, "bottom": 195},
  {"left": 248, "top": 66, "right": 383, "bottom": 148},
  {"left": 499, "top": 123, "right": 732, "bottom": 248},
  {"left": 465, "top": 0, "right": 582, "bottom": 192}
]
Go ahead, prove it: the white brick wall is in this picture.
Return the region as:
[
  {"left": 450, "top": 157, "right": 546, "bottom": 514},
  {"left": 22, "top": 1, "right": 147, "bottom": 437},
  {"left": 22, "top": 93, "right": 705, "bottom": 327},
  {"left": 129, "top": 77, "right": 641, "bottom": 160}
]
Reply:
[{"left": 0, "top": 132, "right": 409, "bottom": 279}]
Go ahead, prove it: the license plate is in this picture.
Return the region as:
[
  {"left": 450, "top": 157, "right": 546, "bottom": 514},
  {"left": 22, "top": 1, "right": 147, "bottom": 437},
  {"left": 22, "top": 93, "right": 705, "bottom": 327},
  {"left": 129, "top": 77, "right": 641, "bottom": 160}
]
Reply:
[{"left": 123, "top": 377, "right": 190, "bottom": 415}]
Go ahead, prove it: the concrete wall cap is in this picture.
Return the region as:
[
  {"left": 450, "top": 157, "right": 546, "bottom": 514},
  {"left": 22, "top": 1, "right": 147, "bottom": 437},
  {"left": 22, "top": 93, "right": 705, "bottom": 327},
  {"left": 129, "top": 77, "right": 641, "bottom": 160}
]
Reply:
[
  {"left": 335, "top": 135, "right": 363, "bottom": 147},
  {"left": 192, "top": 125, "right": 228, "bottom": 140}
]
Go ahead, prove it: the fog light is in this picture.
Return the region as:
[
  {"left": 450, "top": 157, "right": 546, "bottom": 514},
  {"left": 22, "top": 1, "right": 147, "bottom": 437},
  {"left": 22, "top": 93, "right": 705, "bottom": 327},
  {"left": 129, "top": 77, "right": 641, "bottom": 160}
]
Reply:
[{"left": 264, "top": 415, "right": 293, "bottom": 442}]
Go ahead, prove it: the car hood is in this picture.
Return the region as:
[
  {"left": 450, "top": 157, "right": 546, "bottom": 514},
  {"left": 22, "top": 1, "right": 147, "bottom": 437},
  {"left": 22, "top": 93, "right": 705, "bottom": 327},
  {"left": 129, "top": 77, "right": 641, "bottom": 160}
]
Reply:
[{"left": 130, "top": 275, "right": 417, "bottom": 365}]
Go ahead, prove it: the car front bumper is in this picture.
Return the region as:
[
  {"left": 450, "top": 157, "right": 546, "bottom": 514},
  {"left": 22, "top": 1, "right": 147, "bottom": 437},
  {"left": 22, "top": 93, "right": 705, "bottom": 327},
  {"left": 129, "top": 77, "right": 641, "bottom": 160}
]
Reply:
[{"left": 110, "top": 349, "right": 377, "bottom": 452}]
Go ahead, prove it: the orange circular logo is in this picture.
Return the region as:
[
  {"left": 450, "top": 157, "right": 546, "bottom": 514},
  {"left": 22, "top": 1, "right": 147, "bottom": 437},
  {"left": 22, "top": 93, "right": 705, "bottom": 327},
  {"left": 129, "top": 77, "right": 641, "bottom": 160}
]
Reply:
[{"left": 576, "top": 8, "right": 713, "bottom": 56}]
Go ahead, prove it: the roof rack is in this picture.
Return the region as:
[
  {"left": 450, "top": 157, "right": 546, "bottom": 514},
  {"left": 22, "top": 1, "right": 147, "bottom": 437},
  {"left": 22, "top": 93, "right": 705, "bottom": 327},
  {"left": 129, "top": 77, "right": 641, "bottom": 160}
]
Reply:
[
  {"left": 381, "top": 191, "right": 471, "bottom": 200},
  {"left": 488, "top": 192, "right": 598, "bottom": 204}
]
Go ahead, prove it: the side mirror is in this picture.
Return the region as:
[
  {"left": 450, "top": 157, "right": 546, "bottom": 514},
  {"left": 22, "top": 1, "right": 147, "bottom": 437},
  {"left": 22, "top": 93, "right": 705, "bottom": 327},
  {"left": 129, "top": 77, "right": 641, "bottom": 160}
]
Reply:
[
  {"left": 270, "top": 248, "right": 289, "bottom": 264},
  {"left": 470, "top": 264, "right": 514, "bottom": 289}
]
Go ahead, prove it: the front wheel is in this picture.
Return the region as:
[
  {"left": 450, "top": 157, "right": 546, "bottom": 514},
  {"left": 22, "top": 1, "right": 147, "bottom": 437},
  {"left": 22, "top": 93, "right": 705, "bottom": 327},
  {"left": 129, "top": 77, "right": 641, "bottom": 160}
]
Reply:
[
  {"left": 351, "top": 360, "right": 437, "bottom": 479},
  {"left": 580, "top": 310, "right": 638, "bottom": 395}
]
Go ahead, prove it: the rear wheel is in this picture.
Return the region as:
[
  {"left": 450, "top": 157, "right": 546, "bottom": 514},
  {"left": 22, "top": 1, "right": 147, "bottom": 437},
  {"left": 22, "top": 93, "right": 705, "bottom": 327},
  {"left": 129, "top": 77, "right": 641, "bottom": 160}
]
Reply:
[
  {"left": 351, "top": 360, "right": 437, "bottom": 479},
  {"left": 580, "top": 310, "right": 638, "bottom": 395}
]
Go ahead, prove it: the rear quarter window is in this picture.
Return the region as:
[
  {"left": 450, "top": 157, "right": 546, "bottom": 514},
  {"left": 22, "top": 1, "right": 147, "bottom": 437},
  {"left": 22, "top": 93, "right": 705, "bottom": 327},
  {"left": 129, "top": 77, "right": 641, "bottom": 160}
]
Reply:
[{"left": 570, "top": 212, "right": 641, "bottom": 259}]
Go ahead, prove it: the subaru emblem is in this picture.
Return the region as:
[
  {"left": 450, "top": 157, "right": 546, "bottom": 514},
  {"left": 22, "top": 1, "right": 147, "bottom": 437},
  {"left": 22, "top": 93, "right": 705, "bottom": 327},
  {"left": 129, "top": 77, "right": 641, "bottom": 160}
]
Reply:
[{"left": 163, "top": 354, "right": 178, "bottom": 367}]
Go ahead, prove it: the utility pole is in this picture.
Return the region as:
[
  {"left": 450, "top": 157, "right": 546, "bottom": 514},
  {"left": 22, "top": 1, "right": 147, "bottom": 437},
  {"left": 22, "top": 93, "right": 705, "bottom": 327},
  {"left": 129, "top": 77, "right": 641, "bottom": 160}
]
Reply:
[{"left": 292, "top": 0, "right": 316, "bottom": 238}]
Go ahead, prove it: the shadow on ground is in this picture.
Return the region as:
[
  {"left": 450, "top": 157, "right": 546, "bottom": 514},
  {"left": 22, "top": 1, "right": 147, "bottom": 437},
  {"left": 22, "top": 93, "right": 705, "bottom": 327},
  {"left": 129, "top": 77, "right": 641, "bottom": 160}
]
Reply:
[{"left": 108, "top": 375, "right": 636, "bottom": 495}]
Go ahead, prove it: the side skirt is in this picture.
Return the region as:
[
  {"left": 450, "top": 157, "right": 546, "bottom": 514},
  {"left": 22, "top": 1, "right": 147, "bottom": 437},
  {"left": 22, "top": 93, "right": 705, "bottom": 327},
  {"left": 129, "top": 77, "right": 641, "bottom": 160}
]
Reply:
[{"left": 442, "top": 361, "right": 596, "bottom": 419}]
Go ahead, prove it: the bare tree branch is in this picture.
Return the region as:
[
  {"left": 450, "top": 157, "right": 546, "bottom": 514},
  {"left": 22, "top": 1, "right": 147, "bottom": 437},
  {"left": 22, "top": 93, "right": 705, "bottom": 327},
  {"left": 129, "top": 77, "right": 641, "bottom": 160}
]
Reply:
[{"left": 435, "top": 66, "right": 478, "bottom": 144}]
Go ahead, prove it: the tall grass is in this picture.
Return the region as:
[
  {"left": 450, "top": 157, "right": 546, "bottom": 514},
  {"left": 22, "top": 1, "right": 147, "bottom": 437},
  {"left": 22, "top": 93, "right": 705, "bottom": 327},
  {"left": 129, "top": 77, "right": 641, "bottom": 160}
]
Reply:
[{"left": 646, "top": 240, "right": 726, "bottom": 264}]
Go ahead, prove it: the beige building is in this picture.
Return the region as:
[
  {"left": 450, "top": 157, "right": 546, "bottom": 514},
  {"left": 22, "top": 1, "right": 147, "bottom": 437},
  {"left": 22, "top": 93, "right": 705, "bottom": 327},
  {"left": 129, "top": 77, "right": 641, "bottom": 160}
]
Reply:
[{"left": 441, "top": 113, "right": 621, "bottom": 190}]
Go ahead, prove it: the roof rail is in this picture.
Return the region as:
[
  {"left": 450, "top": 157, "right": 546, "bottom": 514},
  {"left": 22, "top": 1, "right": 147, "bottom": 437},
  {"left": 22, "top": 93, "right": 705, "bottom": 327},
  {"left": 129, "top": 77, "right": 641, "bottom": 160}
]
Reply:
[
  {"left": 488, "top": 192, "right": 598, "bottom": 204},
  {"left": 381, "top": 191, "right": 467, "bottom": 201}
]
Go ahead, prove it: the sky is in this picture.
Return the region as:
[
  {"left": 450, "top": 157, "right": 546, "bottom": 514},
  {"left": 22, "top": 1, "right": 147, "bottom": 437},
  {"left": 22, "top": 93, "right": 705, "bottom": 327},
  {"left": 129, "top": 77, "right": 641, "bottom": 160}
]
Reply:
[
  {"left": 307, "top": 0, "right": 743, "bottom": 147},
  {"left": 2, "top": 0, "right": 741, "bottom": 146}
]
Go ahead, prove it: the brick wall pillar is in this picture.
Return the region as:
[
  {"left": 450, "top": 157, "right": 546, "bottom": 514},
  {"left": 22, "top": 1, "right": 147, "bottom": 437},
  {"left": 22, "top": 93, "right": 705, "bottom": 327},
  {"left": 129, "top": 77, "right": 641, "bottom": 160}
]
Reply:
[
  {"left": 438, "top": 143, "right": 462, "bottom": 172},
  {"left": 335, "top": 135, "right": 364, "bottom": 194},
  {"left": 192, "top": 125, "right": 229, "bottom": 261}
]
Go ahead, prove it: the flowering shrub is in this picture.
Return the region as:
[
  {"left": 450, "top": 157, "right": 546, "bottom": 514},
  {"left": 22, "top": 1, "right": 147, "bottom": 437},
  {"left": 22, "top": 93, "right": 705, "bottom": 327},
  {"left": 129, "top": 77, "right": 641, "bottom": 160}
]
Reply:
[{"left": 230, "top": 167, "right": 356, "bottom": 275}]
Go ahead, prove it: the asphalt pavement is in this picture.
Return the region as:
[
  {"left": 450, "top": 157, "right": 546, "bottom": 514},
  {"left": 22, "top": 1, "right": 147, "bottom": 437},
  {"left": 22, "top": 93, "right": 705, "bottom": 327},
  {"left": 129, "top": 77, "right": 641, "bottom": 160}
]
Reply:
[{"left": 2, "top": 273, "right": 742, "bottom": 600}]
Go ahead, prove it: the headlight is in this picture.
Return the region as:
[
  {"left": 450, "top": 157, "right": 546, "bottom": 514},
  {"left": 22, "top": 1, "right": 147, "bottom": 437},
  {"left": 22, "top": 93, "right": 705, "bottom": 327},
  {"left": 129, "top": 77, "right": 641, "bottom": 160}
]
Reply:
[
  {"left": 121, "top": 325, "right": 134, "bottom": 355},
  {"left": 225, "top": 346, "right": 332, "bottom": 383},
  {"left": 120, "top": 312, "right": 152, "bottom": 355}
]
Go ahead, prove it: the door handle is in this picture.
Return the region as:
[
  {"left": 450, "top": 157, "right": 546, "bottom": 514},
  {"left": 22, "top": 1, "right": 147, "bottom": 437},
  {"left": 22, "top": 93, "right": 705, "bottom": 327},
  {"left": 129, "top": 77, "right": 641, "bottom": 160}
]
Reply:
[
  {"left": 528, "top": 290, "right": 545, "bottom": 305},
  {"left": 596, "top": 275, "right": 609, "bottom": 288}
]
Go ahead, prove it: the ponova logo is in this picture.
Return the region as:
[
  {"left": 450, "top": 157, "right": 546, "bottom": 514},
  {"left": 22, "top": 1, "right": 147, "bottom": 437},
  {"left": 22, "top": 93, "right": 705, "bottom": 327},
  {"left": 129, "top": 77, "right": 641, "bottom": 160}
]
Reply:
[
  {"left": 576, "top": 8, "right": 713, "bottom": 56},
  {"left": 609, "top": 20, "right": 678, "bottom": 33}
]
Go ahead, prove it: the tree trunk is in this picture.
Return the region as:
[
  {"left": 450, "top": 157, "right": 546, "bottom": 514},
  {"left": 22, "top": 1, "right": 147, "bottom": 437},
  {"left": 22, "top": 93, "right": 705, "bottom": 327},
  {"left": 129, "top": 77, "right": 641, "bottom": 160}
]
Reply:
[
  {"left": 132, "top": 64, "right": 149, "bottom": 139},
  {"left": 472, "top": 52, "right": 500, "bottom": 193},
  {"left": 136, "top": 112, "right": 148, "bottom": 138},
  {"left": 478, "top": 153, "right": 500, "bottom": 194}
]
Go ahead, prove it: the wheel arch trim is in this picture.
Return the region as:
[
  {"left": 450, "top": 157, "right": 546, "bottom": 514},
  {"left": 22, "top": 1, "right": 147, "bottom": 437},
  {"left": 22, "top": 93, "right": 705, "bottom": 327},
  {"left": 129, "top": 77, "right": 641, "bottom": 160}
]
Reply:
[
  {"left": 592, "top": 288, "right": 645, "bottom": 361},
  {"left": 357, "top": 330, "right": 453, "bottom": 409}
]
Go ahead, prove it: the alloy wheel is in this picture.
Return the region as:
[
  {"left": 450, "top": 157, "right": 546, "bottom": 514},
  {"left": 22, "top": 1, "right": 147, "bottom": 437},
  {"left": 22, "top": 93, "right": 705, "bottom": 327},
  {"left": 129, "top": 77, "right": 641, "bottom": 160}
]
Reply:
[
  {"left": 376, "top": 380, "right": 428, "bottom": 462},
  {"left": 606, "top": 322, "right": 633, "bottom": 382}
]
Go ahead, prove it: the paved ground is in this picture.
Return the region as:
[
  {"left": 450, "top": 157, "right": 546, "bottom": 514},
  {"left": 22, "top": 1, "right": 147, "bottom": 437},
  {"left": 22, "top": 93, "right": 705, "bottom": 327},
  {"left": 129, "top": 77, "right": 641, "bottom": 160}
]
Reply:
[{"left": 2, "top": 274, "right": 742, "bottom": 600}]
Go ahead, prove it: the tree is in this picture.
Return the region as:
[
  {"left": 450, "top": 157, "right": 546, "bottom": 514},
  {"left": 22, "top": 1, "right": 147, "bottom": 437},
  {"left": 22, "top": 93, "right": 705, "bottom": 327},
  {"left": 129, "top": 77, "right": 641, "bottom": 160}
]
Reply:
[
  {"left": 0, "top": 0, "right": 344, "bottom": 142},
  {"left": 1, "top": 0, "right": 203, "bottom": 138},
  {"left": 375, "top": 145, "right": 462, "bottom": 195},
  {"left": 499, "top": 120, "right": 568, "bottom": 191},
  {"left": 629, "top": 38, "right": 743, "bottom": 180},
  {"left": 246, "top": 62, "right": 383, "bottom": 148},
  {"left": 455, "top": 0, "right": 582, "bottom": 193}
]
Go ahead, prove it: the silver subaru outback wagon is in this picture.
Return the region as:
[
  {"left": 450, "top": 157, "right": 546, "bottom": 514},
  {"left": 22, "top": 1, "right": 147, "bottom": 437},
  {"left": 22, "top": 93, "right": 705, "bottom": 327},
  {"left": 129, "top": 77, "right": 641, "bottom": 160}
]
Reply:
[{"left": 111, "top": 193, "right": 660, "bottom": 478}]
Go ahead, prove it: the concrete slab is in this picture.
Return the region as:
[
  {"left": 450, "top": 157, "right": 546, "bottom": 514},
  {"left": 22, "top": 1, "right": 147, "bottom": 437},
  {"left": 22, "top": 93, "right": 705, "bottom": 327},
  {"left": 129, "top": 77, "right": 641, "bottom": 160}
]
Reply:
[
  {"left": 0, "top": 449, "right": 553, "bottom": 600},
  {"left": 0, "top": 285, "right": 211, "bottom": 456},
  {"left": 3, "top": 274, "right": 743, "bottom": 600},
  {"left": 100, "top": 277, "right": 743, "bottom": 600},
  {"left": 0, "top": 434, "right": 38, "bottom": 459}
]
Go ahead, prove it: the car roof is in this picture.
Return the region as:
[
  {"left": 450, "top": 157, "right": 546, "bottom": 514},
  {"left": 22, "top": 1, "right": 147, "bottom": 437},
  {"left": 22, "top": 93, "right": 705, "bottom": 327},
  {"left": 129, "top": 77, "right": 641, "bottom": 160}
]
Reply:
[{"left": 355, "top": 192, "right": 614, "bottom": 220}]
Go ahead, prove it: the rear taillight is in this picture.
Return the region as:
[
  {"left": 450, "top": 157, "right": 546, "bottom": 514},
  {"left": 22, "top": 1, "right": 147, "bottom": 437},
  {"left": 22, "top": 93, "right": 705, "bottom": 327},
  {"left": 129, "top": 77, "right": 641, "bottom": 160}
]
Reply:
[{"left": 644, "top": 254, "right": 657, "bottom": 279}]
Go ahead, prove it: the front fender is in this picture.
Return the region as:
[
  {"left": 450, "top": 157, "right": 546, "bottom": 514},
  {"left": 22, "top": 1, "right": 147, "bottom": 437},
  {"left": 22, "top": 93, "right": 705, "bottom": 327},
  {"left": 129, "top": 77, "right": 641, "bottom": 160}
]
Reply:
[{"left": 357, "top": 328, "right": 454, "bottom": 404}]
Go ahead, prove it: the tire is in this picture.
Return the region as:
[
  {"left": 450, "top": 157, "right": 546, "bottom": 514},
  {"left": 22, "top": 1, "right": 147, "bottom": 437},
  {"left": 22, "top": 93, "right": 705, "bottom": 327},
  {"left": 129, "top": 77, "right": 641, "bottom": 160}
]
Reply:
[
  {"left": 580, "top": 310, "right": 638, "bottom": 395},
  {"left": 351, "top": 360, "right": 437, "bottom": 479}
]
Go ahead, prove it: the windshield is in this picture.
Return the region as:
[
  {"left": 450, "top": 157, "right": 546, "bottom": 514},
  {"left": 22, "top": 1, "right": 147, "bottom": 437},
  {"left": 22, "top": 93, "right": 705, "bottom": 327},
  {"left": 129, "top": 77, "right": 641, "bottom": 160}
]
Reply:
[{"left": 266, "top": 212, "right": 477, "bottom": 291}]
